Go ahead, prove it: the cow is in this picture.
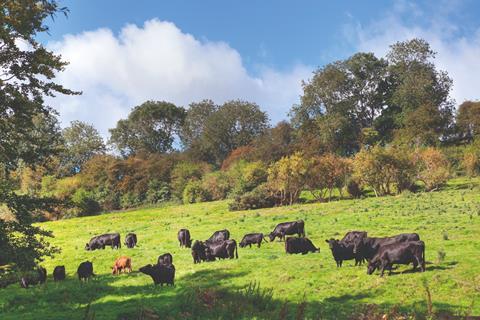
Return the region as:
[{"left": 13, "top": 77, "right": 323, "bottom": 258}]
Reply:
[
  {"left": 157, "top": 253, "right": 173, "bottom": 266},
  {"left": 341, "top": 231, "right": 367, "bottom": 244},
  {"left": 124, "top": 233, "right": 137, "bottom": 248},
  {"left": 178, "top": 229, "right": 192, "bottom": 248},
  {"left": 353, "top": 233, "right": 420, "bottom": 261},
  {"left": 367, "top": 241, "right": 426, "bottom": 276},
  {"left": 205, "top": 229, "right": 230, "bottom": 244},
  {"left": 77, "top": 261, "right": 94, "bottom": 281},
  {"left": 53, "top": 266, "right": 66, "bottom": 281},
  {"left": 20, "top": 266, "right": 47, "bottom": 288},
  {"left": 191, "top": 240, "right": 208, "bottom": 264},
  {"left": 139, "top": 264, "right": 175, "bottom": 286},
  {"left": 325, "top": 239, "right": 363, "bottom": 267},
  {"left": 285, "top": 237, "right": 319, "bottom": 254},
  {"left": 85, "top": 233, "right": 121, "bottom": 250},
  {"left": 269, "top": 220, "right": 305, "bottom": 242},
  {"left": 112, "top": 256, "right": 132, "bottom": 275},
  {"left": 205, "top": 240, "right": 238, "bottom": 261},
  {"left": 239, "top": 233, "right": 268, "bottom": 248}
]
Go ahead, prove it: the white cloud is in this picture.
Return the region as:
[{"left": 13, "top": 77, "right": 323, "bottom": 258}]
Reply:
[
  {"left": 350, "top": 1, "right": 480, "bottom": 108},
  {"left": 47, "top": 19, "right": 310, "bottom": 138}
]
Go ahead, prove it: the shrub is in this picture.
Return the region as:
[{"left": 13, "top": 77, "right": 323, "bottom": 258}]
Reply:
[
  {"left": 346, "top": 179, "right": 363, "bottom": 198},
  {"left": 415, "top": 148, "right": 451, "bottom": 191},
  {"left": 120, "top": 192, "right": 142, "bottom": 209},
  {"left": 71, "top": 188, "right": 101, "bottom": 216},
  {"left": 229, "top": 184, "right": 275, "bottom": 211},
  {"left": 183, "top": 180, "right": 211, "bottom": 204},
  {"left": 201, "top": 172, "right": 232, "bottom": 201},
  {"left": 171, "top": 161, "right": 210, "bottom": 200},
  {"left": 145, "top": 179, "right": 171, "bottom": 204}
]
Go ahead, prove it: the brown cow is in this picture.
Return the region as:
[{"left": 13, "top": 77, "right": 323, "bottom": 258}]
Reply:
[{"left": 112, "top": 256, "right": 132, "bottom": 275}]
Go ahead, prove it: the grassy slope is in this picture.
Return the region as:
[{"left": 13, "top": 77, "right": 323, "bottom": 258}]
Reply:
[{"left": 0, "top": 178, "right": 479, "bottom": 319}]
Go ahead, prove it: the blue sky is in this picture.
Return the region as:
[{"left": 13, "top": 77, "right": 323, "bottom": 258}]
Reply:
[{"left": 42, "top": 0, "right": 480, "bottom": 137}]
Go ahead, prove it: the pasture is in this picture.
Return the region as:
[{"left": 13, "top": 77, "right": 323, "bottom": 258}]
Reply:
[{"left": 0, "top": 177, "right": 479, "bottom": 319}]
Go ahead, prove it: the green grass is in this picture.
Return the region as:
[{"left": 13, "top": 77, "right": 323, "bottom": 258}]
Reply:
[{"left": 1, "top": 177, "right": 479, "bottom": 319}]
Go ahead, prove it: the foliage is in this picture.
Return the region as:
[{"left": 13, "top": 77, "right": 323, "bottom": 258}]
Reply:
[
  {"left": 250, "top": 121, "right": 294, "bottom": 163},
  {"left": 267, "top": 153, "right": 310, "bottom": 205},
  {"left": 457, "top": 101, "right": 480, "bottom": 142},
  {"left": 171, "top": 161, "right": 210, "bottom": 200},
  {"left": 415, "top": 148, "right": 451, "bottom": 191},
  {"left": 71, "top": 188, "right": 100, "bottom": 217},
  {"left": 109, "top": 101, "right": 186, "bottom": 156},
  {"left": 201, "top": 172, "right": 232, "bottom": 201},
  {"left": 182, "top": 180, "right": 210, "bottom": 204},
  {"left": 229, "top": 183, "right": 275, "bottom": 211},
  {"left": 145, "top": 180, "right": 171, "bottom": 204}
]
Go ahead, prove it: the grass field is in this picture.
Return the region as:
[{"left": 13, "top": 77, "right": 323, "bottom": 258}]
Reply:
[{"left": 0, "top": 178, "right": 479, "bottom": 319}]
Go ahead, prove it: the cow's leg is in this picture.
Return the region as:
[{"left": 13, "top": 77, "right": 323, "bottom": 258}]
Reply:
[{"left": 257, "top": 241, "right": 261, "bottom": 248}]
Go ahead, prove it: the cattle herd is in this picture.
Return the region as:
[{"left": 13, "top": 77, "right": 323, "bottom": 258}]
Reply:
[{"left": 19, "top": 219, "right": 426, "bottom": 288}]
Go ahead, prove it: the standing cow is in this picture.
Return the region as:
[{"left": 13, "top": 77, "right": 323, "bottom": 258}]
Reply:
[
  {"left": 20, "top": 266, "right": 47, "bottom": 288},
  {"left": 205, "top": 229, "right": 230, "bottom": 244},
  {"left": 112, "top": 256, "right": 132, "bottom": 275},
  {"left": 140, "top": 264, "right": 175, "bottom": 286},
  {"left": 353, "top": 233, "right": 420, "bottom": 261},
  {"left": 239, "top": 233, "right": 268, "bottom": 248},
  {"left": 178, "top": 229, "right": 192, "bottom": 248},
  {"left": 77, "top": 261, "right": 94, "bottom": 282},
  {"left": 205, "top": 239, "right": 238, "bottom": 261},
  {"left": 53, "top": 266, "right": 66, "bottom": 281},
  {"left": 157, "top": 253, "right": 173, "bottom": 266},
  {"left": 269, "top": 220, "right": 305, "bottom": 242},
  {"left": 85, "top": 233, "right": 121, "bottom": 250},
  {"left": 325, "top": 238, "right": 363, "bottom": 267},
  {"left": 191, "top": 240, "right": 207, "bottom": 264},
  {"left": 124, "top": 233, "right": 137, "bottom": 248}
]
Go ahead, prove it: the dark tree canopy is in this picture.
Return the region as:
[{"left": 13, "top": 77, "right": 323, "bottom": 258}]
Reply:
[
  {"left": 456, "top": 100, "right": 480, "bottom": 142},
  {"left": 109, "top": 101, "right": 186, "bottom": 156}
]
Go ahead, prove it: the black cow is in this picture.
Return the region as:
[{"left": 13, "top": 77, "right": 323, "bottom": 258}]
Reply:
[
  {"left": 353, "top": 233, "right": 420, "bottom": 260},
  {"left": 367, "top": 241, "right": 425, "bottom": 276},
  {"left": 85, "top": 233, "right": 121, "bottom": 250},
  {"left": 239, "top": 233, "right": 268, "bottom": 248},
  {"left": 341, "top": 231, "right": 367, "bottom": 244},
  {"left": 157, "top": 253, "right": 173, "bottom": 266},
  {"left": 53, "top": 266, "right": 66, "bottom": 281},
  {"left": 206, "top": 229, "right": 230, "bottom": 244},
  {"left": 269, "top": 220, "right": 305, "bottom": 242},
  {"left": 139, "top": 264, "right": 175, "bottom": 286},
  {"left": 205, "top": 240, "right": 238, "bottom": 261},
  {"left": 191, "top": 240, "right": 207, "bottom": 264},
  {"left": 20, "top": 266, "right": 47, "bottom": 288},
  {"left": 124, "top": 233, "right": 137, "bottom": 248},
  {"left": 178, "top": 229, "right": 192, "bottom": 248},
  {"left": 285, "top": 237, "right": 319, "bottom": 254},
  {"left": 325, "top": 239, "right": 363, "bottom": 267},
  {"left": 77, "top": 261, "right": 94, "bottom": 281}
]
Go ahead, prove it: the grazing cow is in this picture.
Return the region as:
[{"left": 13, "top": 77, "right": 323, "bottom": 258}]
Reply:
[
  {"left": 367, "top": 241, "right": 425, "bottom": 276},
  {"left": 191, "top": 240, "right": 208, "bottom": 264},
  {"left": 139, "top": 264, "right": 175, "bottom": 286},
  {"left": 20, "top": 266, "right": 47, "bottom": 288},
  {"left": 112, "top": 256, "right": 132, "bottom": 275},
  {"left": 353, "top": 233, "right": 420, "bottom": 260},
  {"left": 285, "top": 237, "right": 319, "bottom": 254},
  {"left": 157, "top": 253, "right": 173, "bottom": 266},
  {"left": 341, "top": 231, "right": 367, "bottom": 244},
  {"left": 269, "top": 220, "right": 305, "bottom": 242},
  {"left": 53, "top": 266, "right": 66, "bottom": 281},
  {"left": 85, "top": 233, "right": 121, "bottom": 250},
  {"left": 325, "top": 239, "right": 363, "bottom": 267},
  {"left": 124, "top": 233, "right": 137, "bottom": 248},
  {"left": 178, "top": 229, "right": 192, "bottom": 248},
  {"left": 206, "top": 229, "right": 230, "bottom": 244},
  {"left": 239, "top": 233, "right": 268, "bottom": 248},
  {"left": 77, "top": 261, "right": 94, "bottom": 281},
  {"left": 205, "top": 240, "right": 238, "bottom": 261}
]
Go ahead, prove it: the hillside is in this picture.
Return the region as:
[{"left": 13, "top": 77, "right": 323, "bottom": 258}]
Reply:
[{"left": 0, "top": 178, "right": 479, "bottom": 319}]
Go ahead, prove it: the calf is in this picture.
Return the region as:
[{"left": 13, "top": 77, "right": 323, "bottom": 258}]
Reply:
[
  {"left": 20, "top": 267, "right": 47, "bottom": 288},
  {"left": 85, "top": 233, "right": 121, "bottom": 250},
  {"left": 139, "top": 264, "right": 175, "bottom": 286},
  {"left": 325, "top": 239, "right": 363, "bottom": 267},
  {"left": 112, "top": 256, "right": 132, "bottom": 275},
  {"left": 53, "top": 266, "right": 66, "bottom": 281},
  {"left": 178, "top": 229, "right": 192, "bottom": 248},
  {"left": 285, "top": 237, "right": 319, "bottom": 254},
  {"left": 269, "top": 220, "right": 305, "bottom": 242},
  {"left": 191, "top": 240, "right": 207, "bottom": 264},
  {"left": 367, "top": 241, "right": 425, "bottom": 276},
  {"left": 157, "top": 253, "right": 173, "bottom": 266},
  {"left": 340, "top": 231, "right": 367, "bottom": 244},
  {"left": 77, "top": 261, "right": 94, "bottom": 281},
  {"left": 353, "top": 233, "right": 420, "bottom": 260},
  {"left": 239, "top": 233, "right": 268, "bottom": 248},
  {"left": 205, "top": 229, "right": 230, "bottom": 244},
  {"left": 205, "top": 240, "right": 238, "bottom": 261},
  {"left": 124, "top": 233, "right": 137, "bottom": 248}
]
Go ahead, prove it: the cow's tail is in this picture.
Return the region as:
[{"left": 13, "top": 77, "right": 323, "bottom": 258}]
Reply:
[{"left": 235, "top": 243, "right": 238, "bottom": 259}]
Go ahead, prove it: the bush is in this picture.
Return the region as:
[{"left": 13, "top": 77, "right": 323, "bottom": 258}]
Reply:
[
  {"left": 145, "top": 180, "right": 171, "bottom": 204},
  {"left": 71, "top": 188, "right": 101, "bottom": 216},
  {"left": 415, "top": 148, "right": 451, "bottom": 191},
  {"left": 201, "top": 172, "right": 232, "bottom": 201},
  {"left": 346, "top": 179, "right": 363, "bottom": 198},
  {"left": 120, "top": 192, "right": 142, "bottom": 209},
  {"left": 183, "top": 180, "right": 211, "bottom": 204},
  {"left": 171, "top": 161, "right": 210, "bottom": 200},
  {"left": 462, "top": 142, "right": 480, "bottom": 177},
  {"left": 229, "top": 184, "right": 275, "bottom": 211}
]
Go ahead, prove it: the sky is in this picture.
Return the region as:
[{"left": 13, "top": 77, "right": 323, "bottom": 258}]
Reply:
[{"left": 40, "top": 0, "right": 480, "bottom": 138}]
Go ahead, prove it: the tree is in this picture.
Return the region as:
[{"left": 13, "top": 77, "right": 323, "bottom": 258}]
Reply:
[
  {"left": 60, "top": 121, "right": 105, "bottom": 175},
  {"left": 0, "top": 1, "right": 78, "bottom": 269},
  {"left": 414, "top": 148, "right": 450, "bottom": 191},
  {"left": 109, "top": 101, "right": 186, "bottom": 156},
  {"left": 307, "top": 154, "right": 351, "bottom": 201},
  {"left": 457, "top": 101, "right": 480, "bottom": 142},
  {"left": 250, "top": 121, "right": 294, "bottom": 163}
]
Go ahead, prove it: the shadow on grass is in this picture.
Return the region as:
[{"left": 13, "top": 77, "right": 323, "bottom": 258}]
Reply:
[{"left": 0, "top": 267, "right": 471, "bottom": 320}]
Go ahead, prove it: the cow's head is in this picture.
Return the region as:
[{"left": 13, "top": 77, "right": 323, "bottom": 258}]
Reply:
[
  {"left": 325, "top": 239, "right": 339, "bottom": 250},
  {"left": 239, "top": 240, "right": 246, "bottom": 248},
  {"left": 268, "top": 232, "right": 276, "bottom": 242},
  {"left": 186, "top": 238, "right": 192, "bottom": 248},
  {"left": 139, "top": 264, "right": 154, "bottom": 276},
  {"left": 367, "top": 259, "right": 380, "bottom": 275},
  {"left": 85, "top": 243, "right": 91, "bottom": 251},
  {"left": 352, "top": 237, "right": 363, "bottom": 254}
]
